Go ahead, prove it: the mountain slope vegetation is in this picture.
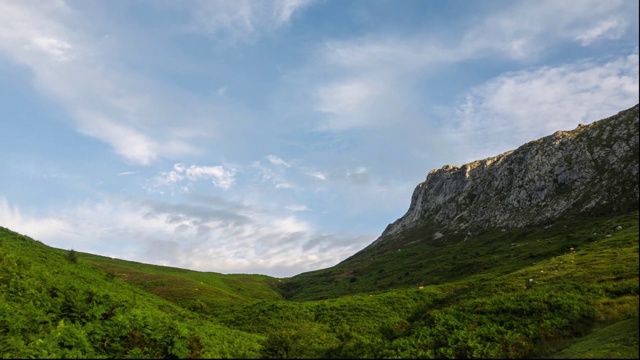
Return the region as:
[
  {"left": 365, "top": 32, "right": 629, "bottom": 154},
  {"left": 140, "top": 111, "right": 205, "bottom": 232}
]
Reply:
[
  {"left": 2, "top": 211, "right": 638, "bottom": 358},
  {"left": 0, "top": 226, "right": 268, "bottom": 358}
]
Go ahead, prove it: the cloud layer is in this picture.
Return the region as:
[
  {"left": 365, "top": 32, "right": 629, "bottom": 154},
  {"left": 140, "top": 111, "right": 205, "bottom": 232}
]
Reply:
[
  {"left": 450, "top": 54, "right": 639, "bottom": 161},
  {"left": 0, "top": 196, "right": 370, "bottom": 277}
]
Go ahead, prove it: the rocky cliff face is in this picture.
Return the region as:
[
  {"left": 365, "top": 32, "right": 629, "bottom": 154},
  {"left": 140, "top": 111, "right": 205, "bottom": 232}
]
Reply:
[{"left": 380, "top": 104, "right": 639, "bottom": 241}]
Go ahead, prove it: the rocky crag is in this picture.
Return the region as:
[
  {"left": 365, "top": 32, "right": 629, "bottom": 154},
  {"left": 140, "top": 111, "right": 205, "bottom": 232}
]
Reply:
[{"left": 378, "top": 104, "right": 639, "bottom": 243}]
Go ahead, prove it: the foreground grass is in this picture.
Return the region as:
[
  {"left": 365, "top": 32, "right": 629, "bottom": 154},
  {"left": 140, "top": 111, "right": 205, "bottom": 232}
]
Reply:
[{"left": 0, "top": 228, "right": 265, "bottom": 358}]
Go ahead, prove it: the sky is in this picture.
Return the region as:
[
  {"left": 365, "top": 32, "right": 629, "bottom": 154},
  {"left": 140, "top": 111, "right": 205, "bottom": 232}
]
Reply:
[{"left": 0, "top": 0, "right": 638, "bottom": 277}]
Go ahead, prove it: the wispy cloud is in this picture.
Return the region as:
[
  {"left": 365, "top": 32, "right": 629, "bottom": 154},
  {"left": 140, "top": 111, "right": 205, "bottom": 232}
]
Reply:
[
  {"left": 0, "top": 2, "right": 233, "bottom": 165},
  {"left": 187, "top": 0, "right": 315, "bottom": 42},
  {"left": 74, "top": 111, "right": 160, "bottom": 165},
  {"left": 28, "top": 36, "right": 73, "bottom": 61},
  {"left": 150, "top": 163, "right": 237, "bottom": 194},
  {"left": 450, "top": 53, "right": 640, "bottom": 162},
  {"left": 306, "top": 171, "right": 327, "bottom": 181},
  {"left": 575, "top": 18, "right": 628, "bottom": 46},
  {"left": 0, "top": 196, "right": 370, "bottom": 277},
  {"left": 251, "top": 160, "right": 297, "bottom": 190},
  {"left": 298, "top": 0, "right": 636, "bottom": 132},
  {"left": 314, "top": 79, "right": 384, "bottom": 130},
  {"left": 0, "top": 196, "right": 74, "bottom": 243},
  {"left": 458, "top": 0, "right": 634, "bottom": 59},
  {"left": 345, "top": 166, "right": 370, "bottom": 185},
  {"left": 266, "top": 154, "right": 291, "bottom": 168}
]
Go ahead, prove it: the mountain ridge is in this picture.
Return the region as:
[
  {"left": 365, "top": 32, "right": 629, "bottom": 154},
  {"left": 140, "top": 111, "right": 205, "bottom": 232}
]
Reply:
[{"left": 376, "top": 104, "right": 639, "bottom": 245}]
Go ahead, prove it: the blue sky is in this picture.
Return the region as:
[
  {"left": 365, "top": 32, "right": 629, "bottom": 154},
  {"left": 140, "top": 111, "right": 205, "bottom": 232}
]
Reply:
[{"left": 0, "top": 0, "right": 638, "bottom": 277}]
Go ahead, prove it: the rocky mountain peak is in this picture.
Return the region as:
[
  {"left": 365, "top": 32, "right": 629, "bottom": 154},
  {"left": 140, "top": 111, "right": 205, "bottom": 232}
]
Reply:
[{"left": 377, "top": 104, "right": 639, "bottom": 243}]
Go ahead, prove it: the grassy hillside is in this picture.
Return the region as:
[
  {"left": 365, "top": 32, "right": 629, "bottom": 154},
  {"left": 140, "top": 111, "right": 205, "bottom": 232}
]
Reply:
[
  {"left": 550, "top": 317, "right": 639, "bottom": 359},
  {"left": 80, "top": 252, "right": 282, "bottom": 315},
  {"left": 281, "top": 211, "right": 639, "bottom": 301},
  {"left": 0, "top": 227, "right": 266, "bottom": 358},
  {"left": 1, "top": 210, "right": 638, "bottom": 358},
  {"left": 211, "top": 211, "right": 637, "bottom": 358}
]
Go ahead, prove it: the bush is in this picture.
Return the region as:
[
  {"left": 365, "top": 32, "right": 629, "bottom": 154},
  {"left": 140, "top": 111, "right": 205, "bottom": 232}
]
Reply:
[{"left": 67, "top": 249, "right": 78, "bottom": 264}]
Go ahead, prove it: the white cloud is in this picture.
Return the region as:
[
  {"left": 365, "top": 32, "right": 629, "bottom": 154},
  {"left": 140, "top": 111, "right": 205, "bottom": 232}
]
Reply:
[
  {"left": 118, "top": 171, "right": 137, "bottom": 176},
  {"left": 306, "top": 171, "right": 327, "bottom": 181},
  {"left": 0, "top": 197, "right": 74, "bottom": 243},
  {"left": 0, "top": 196, "right": 370, "bottom": 277},
  {"left": 0, "top": 2, "right": 220, "bottom": 165},
  {"left": 449, "top": 53, "right": 640, "bottom": 162},
  {"left": 315, "top": 79, "right": 383, "bottom": 130},
  {"left": 151, "top": 163, "right": 237, "bottom": 194},
  {"left": 75, "top": 111, "right": 159, "bottom": 165},
  {"left": 275, "top": 183, "right": 295, "bottom": 189},
  {"left": 575, "top": 18, "right": 627, "bottom": 46},
  {"left": 251, "top": 160, "right": 297, "bottom": 190},
  {"left": 298, "top": 0, "right": 636, "bottom": 133},
  {"left": 346, "top": 166, "right": 370, "bottom": 184},
  {"left": 29, "top": 36, "right": 73, "bottom": 61},
  {"left": 188, "top": 0, "right": 315, "bottom": 42},
  {"left": 266, "top": 154, "right": 291, "bottom": 167},
  {"left": 459, "top": 0, "right": 635, "bottom": 59},
  {"left": 185, "top": 165, "right": 237, "bottom": 189}
]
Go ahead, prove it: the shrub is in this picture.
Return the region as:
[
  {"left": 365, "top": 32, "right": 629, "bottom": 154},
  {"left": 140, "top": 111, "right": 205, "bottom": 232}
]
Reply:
[{"left": 66, "top": 249, "right": 78, "bottom": 264}]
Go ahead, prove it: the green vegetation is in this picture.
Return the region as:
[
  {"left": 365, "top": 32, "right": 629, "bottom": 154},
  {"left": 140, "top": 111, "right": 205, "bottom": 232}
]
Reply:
[
  {"left": 80, "top": 252, "right": 282, "bottom": 316},
  {"left": 66, "top": 249, "right": 78, "bottom": 264},
  {"left": 550, "top": 316, "right": 639, "bottom": 359},
  {"left": 0, "top": 228, "right": 264, "bottom": 358},
  {"left": 1, "top": 210, "right": 638, "bottom": 358},
  {"left": 282, "top": 212, "right": 639, "bottom": 301}
]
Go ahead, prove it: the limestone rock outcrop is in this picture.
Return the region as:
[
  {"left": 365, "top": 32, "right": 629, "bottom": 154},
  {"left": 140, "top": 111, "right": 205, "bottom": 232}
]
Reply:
[{"left": 380, "top": 104, "right": 639, "bottom": 239}]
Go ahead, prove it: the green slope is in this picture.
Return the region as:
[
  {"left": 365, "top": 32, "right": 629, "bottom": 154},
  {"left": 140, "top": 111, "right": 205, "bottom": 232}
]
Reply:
[
  {"left": 0, "top": 226, "right": 265, "bottom": 358},
  {"left": 550, "top": 316, "right": 639, "bottom": 359},
  {"left": 80, "top": 252, "right": 282, "bottom": 315},
  {"left": 272, "top": 211, "right": 639, "bottom": 358},
  {"left": 280, "top": 212, "right": 639, "bottom": 302}
]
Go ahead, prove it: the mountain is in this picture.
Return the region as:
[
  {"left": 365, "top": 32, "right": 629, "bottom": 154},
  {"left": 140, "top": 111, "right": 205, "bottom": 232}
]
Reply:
[
  {"left": 381, "top": 103, "right": 639, "bottom": 239},
  {"left": 280, "top": 104, "right": 639, "bottom": 301}
]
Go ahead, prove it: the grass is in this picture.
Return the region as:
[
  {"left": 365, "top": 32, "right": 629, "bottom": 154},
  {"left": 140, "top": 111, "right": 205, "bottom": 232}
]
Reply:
[
  {"left": 0, "top": 226, "right": 266, "bottom": 358},
  {"left": 275, "top": 211, "right": 639, "bottom": 357},
  {"left": 80, "top": 252, "right": 283, "bottom": 315},
  {"left": 281, "top": 211, "right": 639, "bottom": 302},
  {"left": 550, "top": 315, "right": 639, "bottom": 359}
]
